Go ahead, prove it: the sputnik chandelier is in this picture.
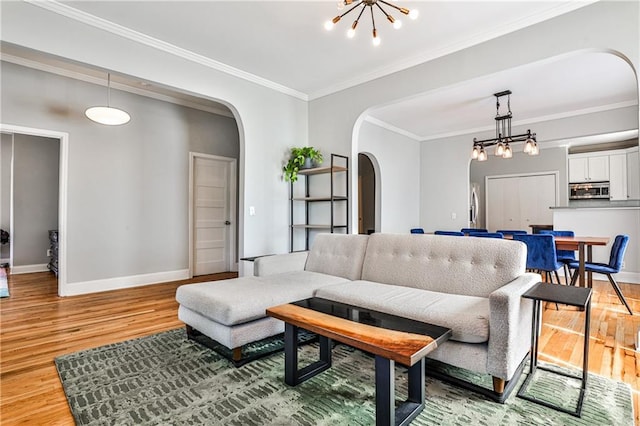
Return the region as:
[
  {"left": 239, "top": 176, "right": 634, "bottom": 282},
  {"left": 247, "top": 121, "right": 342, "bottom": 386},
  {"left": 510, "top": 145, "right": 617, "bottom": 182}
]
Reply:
[
  {"left": 324, "top": 0, "right": 419, "bottom": 46},
  {"left": 471, "top": 90, "right": 538, "bottom": 161}
]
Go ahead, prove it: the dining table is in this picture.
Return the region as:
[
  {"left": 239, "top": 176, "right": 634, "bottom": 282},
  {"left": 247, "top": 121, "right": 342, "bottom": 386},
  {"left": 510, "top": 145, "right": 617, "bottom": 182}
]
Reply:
[{"left": 551, "top": 236, "right": 610, "bottom": 288}]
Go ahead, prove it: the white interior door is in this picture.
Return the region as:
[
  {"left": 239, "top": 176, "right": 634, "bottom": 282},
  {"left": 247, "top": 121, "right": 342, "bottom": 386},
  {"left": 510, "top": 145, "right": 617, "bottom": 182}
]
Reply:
[{"left": 192, "top": 156, "right": 231, "bottom": 276}]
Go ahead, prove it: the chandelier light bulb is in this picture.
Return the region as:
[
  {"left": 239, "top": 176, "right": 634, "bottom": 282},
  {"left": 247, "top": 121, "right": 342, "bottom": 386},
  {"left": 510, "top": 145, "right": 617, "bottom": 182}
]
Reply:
[
  {"left": 478, "top": 147, "right": 488, "bottom": 162},
  {"left": 502, "top": 144, "right": 513, "bottom": 159},
  {"left": 523, "top": 138, "right": 533, "bottom": 153},
  {"left": 324, "top": 1, "right": 416, "bottom": 43},
  {"left": 495, "top": 142, "right": 504, "bottom": 156},
  {"left": 347, "top": 28, "right": 356, "bottom": 38},
  {"left": 372, "top": 29, "right": 381, "bottom": 46},
  {"left": 530, "top": 142, "right": 540, "bottom": 155},
  {"left": 472, "top": 145, "right": 479, "bottom": 159},
  {"left": 409, "top": 9, "right": 419, "bottom": 20}
]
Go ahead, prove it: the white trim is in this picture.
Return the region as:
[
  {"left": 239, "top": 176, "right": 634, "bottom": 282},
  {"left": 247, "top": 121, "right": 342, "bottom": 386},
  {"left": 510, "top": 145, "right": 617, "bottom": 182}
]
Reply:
[
  {"left": 26, "top": 0, "right": 595, "bottom": 101},
  {"left": 419, "top": 101, "right": 638, "bottom": 142},
  {"left": 1, "top": 53, "right": 235, "bottom": 119},
  {"left": 25, "top": 0, "right": 308, "bottom": 101},
  {"left": 11, "top": 264, "right": 49, "bottom": 275},
  {"left": 364, "top": 116, "right": 422, "bottom": 141},
  {"left": 188, "top": 152, "right": 238, "bottom": 278},
  {"left": 0, "top": 124, "right": 68, "bottom": 296},
  {"left": 63, "top": 269, "right": 190, "bottom": 296}
]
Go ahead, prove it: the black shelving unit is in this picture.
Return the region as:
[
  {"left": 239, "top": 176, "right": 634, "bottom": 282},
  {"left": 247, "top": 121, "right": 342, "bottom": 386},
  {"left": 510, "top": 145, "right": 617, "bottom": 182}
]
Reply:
[{"left": 290, "top": 153, "right": 349, "bottom": 252}]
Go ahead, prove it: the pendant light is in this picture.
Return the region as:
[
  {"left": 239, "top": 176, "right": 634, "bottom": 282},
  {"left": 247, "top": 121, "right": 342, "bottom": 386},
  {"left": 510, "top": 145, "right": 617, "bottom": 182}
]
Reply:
[{"left": 85, "top": 73, "right": 130, "bottom": 126}]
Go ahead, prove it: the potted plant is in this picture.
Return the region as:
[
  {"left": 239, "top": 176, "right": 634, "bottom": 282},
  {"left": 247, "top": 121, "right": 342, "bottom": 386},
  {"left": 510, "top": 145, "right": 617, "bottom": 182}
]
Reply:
[{"left": 283, "top": 146, "right": 323, "bottom": 182}]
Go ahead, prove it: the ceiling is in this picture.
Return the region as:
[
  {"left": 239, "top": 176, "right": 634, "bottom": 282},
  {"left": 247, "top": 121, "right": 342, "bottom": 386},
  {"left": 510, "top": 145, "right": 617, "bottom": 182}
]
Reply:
[{"left": 4, "top": 1, "right": 638, "bottom": 143}]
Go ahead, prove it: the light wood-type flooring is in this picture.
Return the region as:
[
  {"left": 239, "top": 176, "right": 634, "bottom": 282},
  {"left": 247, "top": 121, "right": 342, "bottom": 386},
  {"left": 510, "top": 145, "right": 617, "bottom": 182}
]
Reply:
[{"left": 1, "top": 271, "right": 639, "bottom": 424}]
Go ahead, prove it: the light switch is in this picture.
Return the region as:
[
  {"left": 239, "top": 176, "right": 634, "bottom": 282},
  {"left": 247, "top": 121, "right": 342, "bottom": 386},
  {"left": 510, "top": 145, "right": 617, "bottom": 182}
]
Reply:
[
  {"left": 451, "top": 212, "right": 457, "bottom": 220},
  {"left": 249, "top": 206, "right": 256, "bottom": 216}
]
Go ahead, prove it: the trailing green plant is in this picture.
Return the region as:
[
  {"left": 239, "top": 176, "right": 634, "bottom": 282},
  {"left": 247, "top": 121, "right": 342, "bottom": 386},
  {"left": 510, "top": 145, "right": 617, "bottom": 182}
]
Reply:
[{"left": 283, "top": 146, "right": 323, "bottom": 182}]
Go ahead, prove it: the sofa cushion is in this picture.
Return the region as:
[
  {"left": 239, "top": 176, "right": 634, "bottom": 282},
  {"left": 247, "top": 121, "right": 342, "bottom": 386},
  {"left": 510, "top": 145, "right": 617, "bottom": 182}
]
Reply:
[
  {"left": 176, "top": 271, "right": 348, "bottom": 326},
  {"left": 305, "top": 234, "right": 369, "bottom": 281},
  {"left": 361, "top": 233, "right": 526, "bottom": 297},
  {"left": 315, "top": 280, "right": 490, "bottom": 343}
]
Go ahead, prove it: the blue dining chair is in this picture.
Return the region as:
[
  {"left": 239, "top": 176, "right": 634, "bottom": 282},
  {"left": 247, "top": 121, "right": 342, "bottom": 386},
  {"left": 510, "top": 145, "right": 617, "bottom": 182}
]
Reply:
[
  {"left": 540, "top": 230, "right": 575, "bottom": 284},
  {"left": 410, "top": 228, "right": 425, "bottom": 234},
  {"left": 512, "top": 234, "right": 563, "bottom": 284},
  {"left": 496, "top": 230, "right": 528, "bottom": 236},
  {"left": 461, "top": 228, "right": 487, "bottom": 233},
  {"left": 469, "top": 232, "right": 504, "bottom": 239},
  {"left": 434, "top": 231, "right": 464, "bottom": 236},
  {"left": 568, "top": 235, "right": 632, "bottom": 315}
]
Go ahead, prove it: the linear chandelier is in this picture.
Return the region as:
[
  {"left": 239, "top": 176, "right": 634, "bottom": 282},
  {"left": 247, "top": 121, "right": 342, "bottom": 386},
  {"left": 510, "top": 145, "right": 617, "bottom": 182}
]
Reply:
[
  {"left": 471, "top": 90, "right": 538, "bottom": 161},
  {"left": 324, "top": 0, "right": 419, "bottom": 46}
]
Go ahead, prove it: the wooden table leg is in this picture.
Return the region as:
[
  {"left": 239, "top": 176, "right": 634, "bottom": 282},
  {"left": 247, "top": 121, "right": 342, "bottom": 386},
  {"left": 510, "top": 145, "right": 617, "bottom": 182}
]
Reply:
[{"left": 578, "top": 242, "right": 586, "bottom": 288}]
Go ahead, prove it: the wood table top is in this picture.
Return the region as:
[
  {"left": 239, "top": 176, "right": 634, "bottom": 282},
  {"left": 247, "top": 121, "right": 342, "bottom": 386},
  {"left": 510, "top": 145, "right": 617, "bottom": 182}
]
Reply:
[{"left": 267, "top": 298, "right": 451, "bottom": 366}]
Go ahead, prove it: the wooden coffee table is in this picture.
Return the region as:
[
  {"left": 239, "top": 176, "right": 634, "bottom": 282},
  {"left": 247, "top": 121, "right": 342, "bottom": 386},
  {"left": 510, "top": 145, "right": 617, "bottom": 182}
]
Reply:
[{"left": 266, "top": 297, "right": 452, "bottom": 426}]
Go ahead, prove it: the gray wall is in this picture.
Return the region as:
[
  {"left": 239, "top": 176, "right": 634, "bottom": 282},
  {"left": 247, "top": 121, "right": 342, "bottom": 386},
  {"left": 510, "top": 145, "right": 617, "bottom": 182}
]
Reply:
[
  {"left": 470, "top": 146, "right": 568, "bottom": 229},
  {"left": 1, "top": 61, "right": 239, "bottom": 283},
  {"left": 1, "top": 133, "right": 12, "bottom": 260},
  {"left": 12, "top": 134, "right": 59, "bottom": 267}
]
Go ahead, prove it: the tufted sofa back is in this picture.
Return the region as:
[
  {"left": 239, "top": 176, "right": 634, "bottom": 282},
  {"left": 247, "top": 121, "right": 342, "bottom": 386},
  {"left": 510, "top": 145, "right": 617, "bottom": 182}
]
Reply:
[
  {"left": 361, "top": 233, "right": 526, "bottom": 297},
  {"left": 305, "top": 233, "right": 370, "bottom": 280}
]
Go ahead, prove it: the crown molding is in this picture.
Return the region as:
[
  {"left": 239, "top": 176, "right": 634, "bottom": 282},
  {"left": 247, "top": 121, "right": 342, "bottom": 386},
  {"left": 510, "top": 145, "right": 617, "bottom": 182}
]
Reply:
[
  {"left": 1, "top": 52, "right": 235, "bottom": 118},
  {"left": 418, "top": 100, "right": 638, "bottom": 142},
  {"left": 363, "top": 116, "right": 422, "bottom": 141},
  {"left": 25, "top": 0, "right": 309, "bottom": 101}
]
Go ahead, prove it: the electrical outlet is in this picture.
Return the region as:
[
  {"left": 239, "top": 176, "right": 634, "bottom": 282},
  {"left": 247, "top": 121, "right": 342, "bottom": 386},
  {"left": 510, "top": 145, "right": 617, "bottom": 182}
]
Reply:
[{"left": 46, "top": 249, "right": 52, "bottom": 257}]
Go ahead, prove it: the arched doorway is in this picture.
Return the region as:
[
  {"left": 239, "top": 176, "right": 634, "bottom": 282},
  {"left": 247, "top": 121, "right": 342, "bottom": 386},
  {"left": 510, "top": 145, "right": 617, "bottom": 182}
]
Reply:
[{"left": 358, "top": 153, "right": 376, "bottom": 234}]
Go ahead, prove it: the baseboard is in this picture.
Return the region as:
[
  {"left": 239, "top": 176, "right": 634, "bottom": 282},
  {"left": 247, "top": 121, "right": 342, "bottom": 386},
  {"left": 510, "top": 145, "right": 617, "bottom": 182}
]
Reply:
[
  {"left": 62, "top": 269, "right": 190, "bottom": 296},
  {"left": 11, "top": 264, "right": 49, "bottom": 274}
]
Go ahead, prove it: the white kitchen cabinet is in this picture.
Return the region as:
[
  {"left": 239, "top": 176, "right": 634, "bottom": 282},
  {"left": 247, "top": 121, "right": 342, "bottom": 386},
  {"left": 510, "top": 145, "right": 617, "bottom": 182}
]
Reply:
[
  {"left": 568, "top": 154, "right": 609, "bottom": 182},
  {"left": 609, "top": 153, "right": 627, "bottom": 200}
]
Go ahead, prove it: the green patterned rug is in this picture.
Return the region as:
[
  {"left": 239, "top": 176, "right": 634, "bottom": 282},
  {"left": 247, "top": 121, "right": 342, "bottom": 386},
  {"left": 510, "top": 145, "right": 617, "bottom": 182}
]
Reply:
[{"left": 55, "top": 329, "right": 633, "bottom": 425}]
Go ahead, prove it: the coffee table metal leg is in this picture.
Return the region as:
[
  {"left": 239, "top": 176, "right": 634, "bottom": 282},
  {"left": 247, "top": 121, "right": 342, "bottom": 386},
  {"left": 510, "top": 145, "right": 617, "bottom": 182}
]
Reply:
[
  {"left": 375, "top": 356, "right": 425, "bottom": 426},
  {"left": 285, "top": 324, "right": 332, "bottom": 386},
  {"left": 284, "top": 323, "right": 299, "bottom": 386},
  {"left": 375, "top": 355, "right": 395, "bottom": 426}
]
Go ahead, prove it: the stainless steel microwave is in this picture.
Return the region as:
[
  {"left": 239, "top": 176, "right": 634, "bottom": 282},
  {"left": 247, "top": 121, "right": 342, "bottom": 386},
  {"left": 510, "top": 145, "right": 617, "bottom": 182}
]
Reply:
[{"left": 569, "top": 181, "right": 610, "bottom": 200}]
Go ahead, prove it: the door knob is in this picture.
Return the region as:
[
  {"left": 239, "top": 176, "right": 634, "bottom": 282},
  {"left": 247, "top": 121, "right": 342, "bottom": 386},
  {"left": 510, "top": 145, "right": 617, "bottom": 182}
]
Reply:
[{"left": 225, "top": 221, "right": 231, "bottom": 225}]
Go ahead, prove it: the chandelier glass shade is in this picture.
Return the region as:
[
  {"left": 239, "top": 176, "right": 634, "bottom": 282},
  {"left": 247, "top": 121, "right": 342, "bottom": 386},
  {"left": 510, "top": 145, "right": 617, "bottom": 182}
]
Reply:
[
  {"left": 471, "top": 90, "right": 538, "bottom": 161},
  {"left": 325, "top": 0, "right": 418, "bottom": 46},
  {"left": 85, "top": 73, "right": 130, "bottom": 126}
]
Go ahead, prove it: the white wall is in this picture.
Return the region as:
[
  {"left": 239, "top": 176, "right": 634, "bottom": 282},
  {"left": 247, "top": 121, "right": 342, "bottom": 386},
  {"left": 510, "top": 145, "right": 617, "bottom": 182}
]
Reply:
[
  {"left": 358, "top": 121, "right": 420, "bottom": 233},
  {"left": 553, "top": 208, "right": 640, "bottom": 284}
]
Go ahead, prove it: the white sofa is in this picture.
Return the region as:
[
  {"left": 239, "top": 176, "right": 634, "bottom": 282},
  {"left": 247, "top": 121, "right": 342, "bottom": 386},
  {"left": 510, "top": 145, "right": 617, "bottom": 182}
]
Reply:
[{"left": 176, "top": 233, "right": 540, "bottom": 401}]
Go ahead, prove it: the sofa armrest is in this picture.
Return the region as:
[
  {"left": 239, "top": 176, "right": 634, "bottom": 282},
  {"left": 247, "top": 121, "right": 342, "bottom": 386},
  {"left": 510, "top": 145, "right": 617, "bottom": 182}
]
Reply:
[
  {"left": 487, "top": 272, "right": 541, "bottom": 380},
  {"left": 254, "top": 252, "right": 309, "bottom": 277}
]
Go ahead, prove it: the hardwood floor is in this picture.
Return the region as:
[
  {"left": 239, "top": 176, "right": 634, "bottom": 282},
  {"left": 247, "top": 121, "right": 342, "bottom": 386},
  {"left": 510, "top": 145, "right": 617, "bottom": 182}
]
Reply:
[{"left": 1, "top": 271, "right": 638, "bottom": 424}]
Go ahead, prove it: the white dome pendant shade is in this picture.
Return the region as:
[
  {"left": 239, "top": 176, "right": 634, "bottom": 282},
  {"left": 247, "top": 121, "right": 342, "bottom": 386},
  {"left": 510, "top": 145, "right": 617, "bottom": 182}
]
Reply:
[{"left": 85, "top": 73, "right": 130, "bottom": 126}]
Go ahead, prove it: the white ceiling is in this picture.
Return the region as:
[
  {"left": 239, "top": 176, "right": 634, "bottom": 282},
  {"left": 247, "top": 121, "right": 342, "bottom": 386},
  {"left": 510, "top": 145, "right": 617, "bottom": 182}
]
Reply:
[{"left": 6, "top": 1, "right": 639, "bottom": 142}]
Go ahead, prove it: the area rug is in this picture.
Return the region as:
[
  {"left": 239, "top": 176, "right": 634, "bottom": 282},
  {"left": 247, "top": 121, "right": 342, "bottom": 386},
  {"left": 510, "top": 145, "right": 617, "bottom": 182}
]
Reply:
[
  {"left": 0, "top": 267, "right": 8, "bottom": 298},
  {"left": 55, "top": 329, "right": 633, "bottom": 425}
]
